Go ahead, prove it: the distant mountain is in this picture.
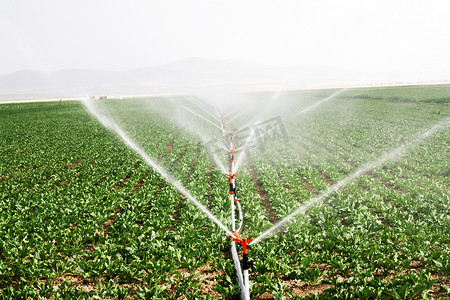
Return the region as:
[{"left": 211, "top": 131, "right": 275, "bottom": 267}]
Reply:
[
  {"left": 0, "top": 68, "right": 161, "bottom": 97},
  {"left": 0, "top": 70, "right": 52, "bottom": 91},
  {"left": 1, "top": 58, "right": 446, "bottom": 100}
]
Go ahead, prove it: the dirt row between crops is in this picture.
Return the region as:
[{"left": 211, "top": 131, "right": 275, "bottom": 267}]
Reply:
[{"left": 246, "top": 154, "right": 278, "bottom": 224}]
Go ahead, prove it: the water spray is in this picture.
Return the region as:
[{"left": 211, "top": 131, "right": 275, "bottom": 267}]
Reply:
[
  {"left": 232, "top": 129, "right": 257, "bottom": 174},
  {"left": 186, "top": 96, "right": 221, "bottom": 123},
  {"left": 296, "top": 88, "right": 348, "bottom": 116},
  {"left": 182, "top": 105, "right": 222, "bottom": 130},
  {"left": 220, "top": 117, "right": 226, "bottom": 137},
  {"left": 204, "top": 138, "right": 228, "bottom": 174},
  {"left": 82, "top": 99, "right": 235, "bottom": 239},
  {"left": 251, "top": 115, "right": 450, "bottom": 245}
]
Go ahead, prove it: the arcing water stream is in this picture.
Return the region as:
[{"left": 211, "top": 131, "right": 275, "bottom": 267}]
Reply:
[
  {"left": 186, "top": 95, "right": 221, "bottom": 123},
  {"left": 81, "top": 99, "right": 235, "bottom": 238},
  {"left": 251, "top": 115, "right": 450, "bottom": 244},
  {"left": 182, "top": 105, "right": 222, "bottom": 130},
  {"left": 296, "top": 88, "right": 348, "bottom": 116}
]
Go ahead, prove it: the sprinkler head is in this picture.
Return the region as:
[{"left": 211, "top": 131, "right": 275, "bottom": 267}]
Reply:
[
  {"left": 232, "top": 236, "right": 255, "bottom": 271},
  {"left": 229, "top": 149, "right": 237, "bottom": 162},
  {"left": 232, "top": 236, "right": 253, "bottom": 254},
  {"left": 226, "top": 173, "right": 238, "bottom": 194},
  {"left": 226, "top": 173, "right": 238, "bottom": 182},
  {"left": 228, "top": 131, "right": 234, "bottom": 142},
  {"left": 226, "top": 173, "right": 238, "bottom": 179}
]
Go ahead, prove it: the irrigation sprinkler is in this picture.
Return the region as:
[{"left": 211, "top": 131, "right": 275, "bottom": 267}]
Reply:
[
  {"left": 220, "top": 116, "right": 226, "bottom": 137},
  {"left": 218, "top": 108, "right": 251, "bottom": 298},
  {"left": 226, "top": 173, "right": 238, "bottom": 195},
  {"left": 228, "top": 131, "right": 235, "bottom": 145},
  {"left": 229, "top": 149, "right": 237, "bottom": 165},
  {"left": 224, "top": 137, "right": 251, "bottom": 298},
  {"left": 232, "top": 235, "right": 254, "bottom": 300},
  {"left": 204, "top": 104, "right": 293, "bottom": 298},
  {"left": 210, "top": 103, "right": 282, "bottom": 298}
]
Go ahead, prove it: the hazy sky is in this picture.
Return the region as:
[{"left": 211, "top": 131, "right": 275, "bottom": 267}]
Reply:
[{"left": 1, "top": 0, "right": 450, "bottom": 76}]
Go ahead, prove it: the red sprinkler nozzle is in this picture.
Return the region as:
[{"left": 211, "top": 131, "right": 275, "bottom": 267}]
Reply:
[
  {"left": 228, "top": 131, "right": 234, "bottom": 141},
  {"left": 230, "top": 149, "right": 237, "bottom": 162},
  {"left": 237, "top": 238, "right": 253, "bottom": 254},
  {"left": 232, "top": 236, "right": 254, "bottom": 270},
  {"left": 226, "top": 173, "right": 238, "bottom": 180},
  {"left": 226, "top": 173, "right": 238, "bottom": 194}
]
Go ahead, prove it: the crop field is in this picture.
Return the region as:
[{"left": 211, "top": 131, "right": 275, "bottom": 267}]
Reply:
[{"left": 0, "top": 85, "right": 449, "bottom": 299}]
